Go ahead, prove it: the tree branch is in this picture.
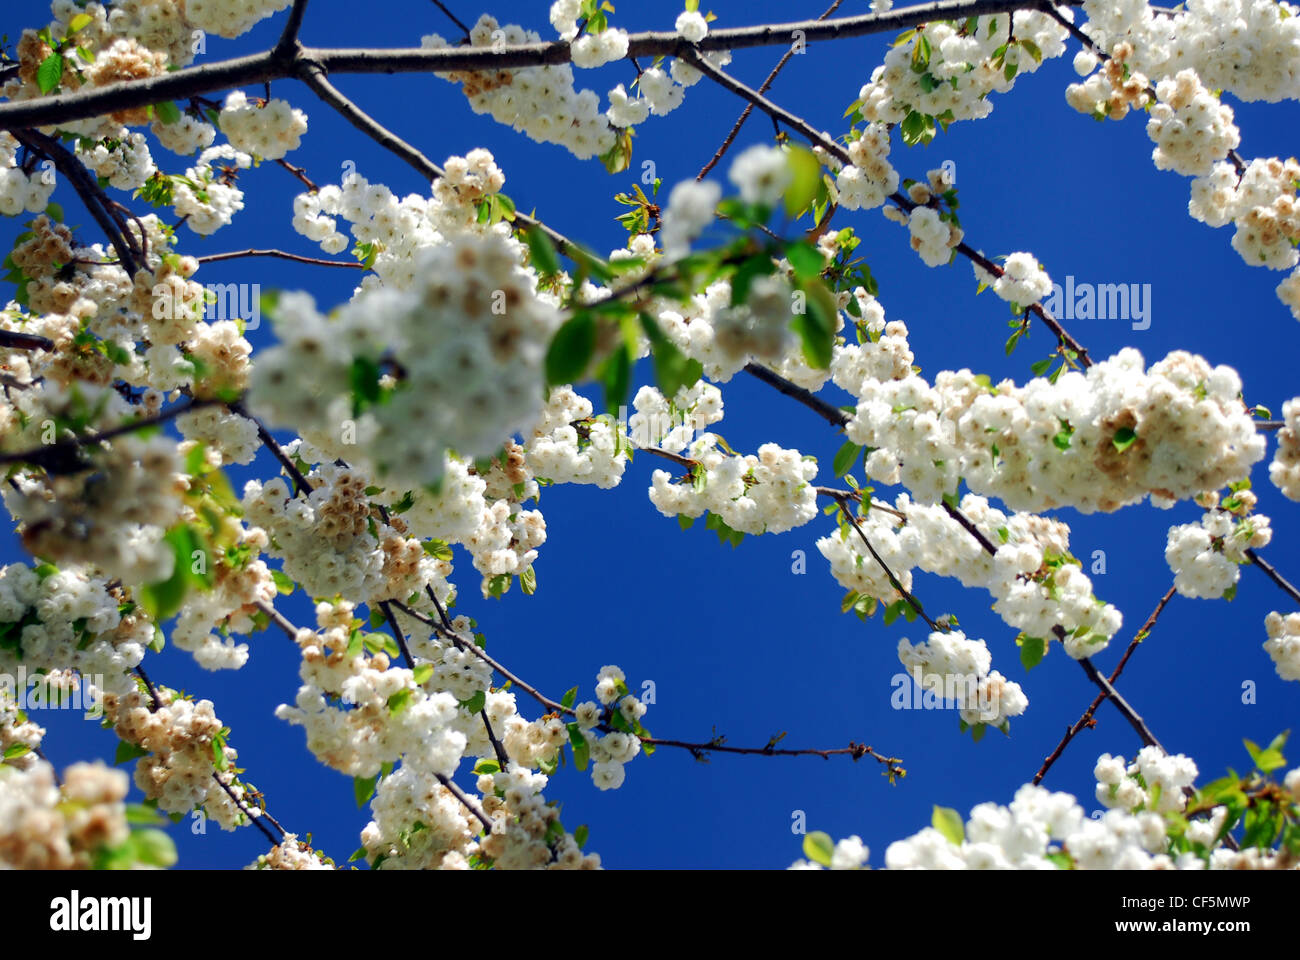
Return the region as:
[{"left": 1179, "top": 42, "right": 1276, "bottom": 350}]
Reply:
[
  {"left": 681, "top": 47, "right": 1095, "bottom": 366},
  {"left": 196, "top": 248, "right": 363, "bottom": 268},
  {"left": 1033, "top": 585, "right": 1176, "bottom": 784},
  {"left": 1245, "top": 548, "right": 1300, "bottom": 606},
  {"left": 0, "top": 1, "right": 1075, "bottom": 131},
  {"left": 696, "top": 0, "right": 845, "bottom": 180},
  {"left": 0, "top": 395, "right": 221, "bottom": 468},
  {"left": 743, "top": 362, "right": 850, "bottom": 427}
]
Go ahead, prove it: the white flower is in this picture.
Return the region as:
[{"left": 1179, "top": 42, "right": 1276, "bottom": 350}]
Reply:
[{"left": 675, "top": 11, "right": 709, "bottom": 43}]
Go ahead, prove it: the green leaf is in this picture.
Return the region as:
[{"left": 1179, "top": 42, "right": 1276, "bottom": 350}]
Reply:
[
  {"left": 129, "top": 828, "right": 177, "bottom": 868},
  {"left": 354, "top": 774, "right": 379, "bottom": 808},
  {"left": 1111, "top": 426, "right": 1138, "bottom": 453},
  {"left": 1018, "top": 634, "right": 1046, "bottom": 670},
  {"left": 68, "top": 12, "right": 93, "bottom": 34},
  {"left": 574, "top": 824, "right": 589, "bottom": 849},
  {"left": 832, "top": 440, "right": 861, "bottom": 478},
  {"left": 138, "top": 525, "right": 202, "bottom": 622},
  {"left": 596, "top": 337, "right": 632, "bottom": 415},
  {"left": 560, "top": 686, "right": 579, "bottom": 709},
  {"left": 546, "top": 314, "right": 596, "bottom": 386},
  {"left": 802, "top": 830, "right": 834, "bottom": 867},
  {"left": 270, "top": 569, "right": 295, "bottom": 595},
  {"left": 785, "top": 242, "right": 825, "bottom": 281},
  {"left": 412, "top": 663, "right": 434, "bottom": 685},
  {"left": 459, "top": 690, "right": 487, "bottom": 714},
  {"left": 124, "top": 803, "right": 166, "bottom": 826},
  {"left": 932, "top": 805, "right": 965, "bottom": 845},
  {"left": 792, "top": 280, "right": 836, "bottom": 369},
  {"left": 37, "top": 52, "right": 64, "bottom": 94},
  {"left": 153, "top": 100, "right": 182, "bottom": 124},
  {"left": 783, "top": 144, "right": 825, "bottom": 218},
  {"left": 568, "top": 723, "right": 591, "bottom": 771},
  {"left": 3, "top": 743, "right": 32, "bottom": 760},
  {"left": 524, "top": 226, "right": 560, "bottom": 277},
  {"left": 641, "top": 313, "right": 703, "bottom": 396},
  {"left": 114, "top": 740, "right": 150, "bottom": 765}
]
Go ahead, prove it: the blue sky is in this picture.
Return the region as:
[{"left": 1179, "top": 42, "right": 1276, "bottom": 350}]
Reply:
[{"left": 4, "top": 0, "right": 1299, "bottom": 869}]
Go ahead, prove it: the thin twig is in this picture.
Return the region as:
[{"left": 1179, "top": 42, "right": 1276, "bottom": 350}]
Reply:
[
  {"left": 1076, "top": 656, "right": 1165, "bottom": 751},
  {"left": 429, "top": 0, "right": 472, "bottom": 39},
  {"left": 1033, "top": 585, "right": 1176, "bottom": 785},
  {"left": 226, "top": 399, "right": 314, "bottom": 496},
  {"left": 1245, "top": 548, "right": 1300, "bottom": 605},
  {"left": 0, "top": 395, "right": 220, "bottom": 467},
  {"left": 697, "top": 0, "right": 845, "bottom": 179},
  {"left": 682, "top": 48, "right": 1094, "bottom": 366},
  {"left": 436, "top": 773, "right": 493, "bottom": 832},
  {"left": 830, "top": 494, "right": 946, "bottom": 632},
  {"left": 743, "top": 362, "right": 850, "bottom": 427},
  {"left": 196, "top": 248, "right": 362, "bottom": 268},
  {"left": 388, "top": 599, "right": 899, "bottom": 770}
]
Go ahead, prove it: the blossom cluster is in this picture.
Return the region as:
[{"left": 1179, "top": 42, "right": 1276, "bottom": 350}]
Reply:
[
  {"left": 843, "top": 347, "right": 1266, "bottom": 513},
  {"left": 249, "top": 230, "right": 560, "bottom": 492},
  {"left": 1165, "top": 504, "right": 1271, "bottom": 599},
  {"left": 0, "top": 562, "right": 149, "bottom": 697},
  {"left": 1078, "top": 0, "right": 1300, "bottom": 104},
  {"left": 424, "top": 16, "right": 617, "bottom": 161},
  {"left": 1270, "top": 399, "right": 1300, "bottom": 499},
  {"left": 104, "top": 686, "right": 251, "bottom": 829},
  {"left": 856, "top": 11, "right": 1071, "bottom": 128},
  {"left": 1263, "top": 610, "right": 1300, "bottom": 681},
  {"left": 897, "top": 629, "right": 1029, "bottom": 729},
  {"left": 819, "top": 492, "right": 1122, "bottom": 659},
  {"left": 218, "top": 91, "right": 308, "bottom": 160},
  {"left": 0, "top": 757, "right": 132, "bottom": 869},
  {"left": 799, "top": 766, "right": 1298, "bottom": 869},
  {"left": 648, "top": 434, "right": 820, "bottom": 536},
  {"left": 1095, "top": 747, "right": 1198, "bottom": 814}
]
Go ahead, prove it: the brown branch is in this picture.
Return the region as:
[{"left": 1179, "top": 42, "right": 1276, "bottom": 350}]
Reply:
[
  {"left": 196, "top": 248, "right": 363, "bottom": 268},
  {"left": 1076, "top": 655, "right": 1165, "bottom": 751},
  {"left": 276, "top": 0, "right": 312, "bottom": 56},
  {"left": 274, "top": 157, "right": 319, "bottom": 192},
  {"left": 0, "top": 2, "right": 1076, "bottom": 130},
  {"left": 0, "top": 330, "right": 55, "bottom": 351},
  {"left": 296, "top": 60, "right": 443, "bottom": 182},
  {"left": 829, "top": 493, "right": 947, "bottom": 632},
  {"left": 941, "top": 499, "right": 999, "bottom": 556},
  {"left": 743, "top": 362, "right": 851, "bottom": 427},
  {"left": 436, "top": 773, "right": 493, "bottom": 832},
  {"left": 1033, "top": 585, "right": 1176, "bottom": 785},
  {"left": 12, "top": 129, "right": 143, "bottom": 277},
  {"left": 225, "top": 399, "right": 314, "bottom": 496},
  {"left": 0, "top": 395, "right": 221, "bottom": 468},
  {"left": 387, "top": 599, "right": 899, "bottom": 771},
  {"left": 1245, "top": 548, "right": 1300, "bottom": 606},
  {"left": 429, "top": 0, "right": 472, "bottom": 39},
  {"left": 254, "top": 600, "right": 300, "bottom": 639}
]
